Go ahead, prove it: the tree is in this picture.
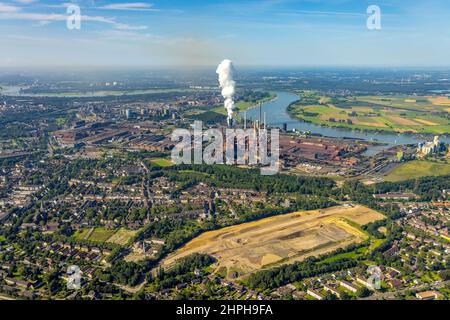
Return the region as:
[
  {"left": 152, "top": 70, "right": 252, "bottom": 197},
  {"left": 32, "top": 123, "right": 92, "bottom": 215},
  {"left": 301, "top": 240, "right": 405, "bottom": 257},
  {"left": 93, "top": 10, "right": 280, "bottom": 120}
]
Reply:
[
  {"left": 44, "top": 270, "right": 61, "bottom": 296},
  {"left": 324, "top": 291, "right": 338, "bottom": 300},
  {"left": 340, "top": 291, "right": 351, "bottom": 300},
  {"left": 356, "top": 287, "right": 371, "bottom": 298},
  {"left": 439, "top": 270, "right": 450, "bottom": 281}
]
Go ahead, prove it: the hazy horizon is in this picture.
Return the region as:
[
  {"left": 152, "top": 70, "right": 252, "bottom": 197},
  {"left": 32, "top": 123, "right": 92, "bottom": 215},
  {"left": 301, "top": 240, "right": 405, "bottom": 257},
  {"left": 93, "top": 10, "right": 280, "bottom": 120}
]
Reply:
[{"left": 1, "top": 0, "right": 449, "bottom": 68}]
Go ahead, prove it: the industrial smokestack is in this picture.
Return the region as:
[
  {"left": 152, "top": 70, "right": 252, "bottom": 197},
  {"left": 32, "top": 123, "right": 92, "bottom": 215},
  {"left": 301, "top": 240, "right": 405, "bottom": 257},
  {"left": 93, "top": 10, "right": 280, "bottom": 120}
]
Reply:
[
  {"left": 244, "top": 111, "right": 247, "bottom": 130},
  {"left": 216, "top": 59, "right": 236, "bottom": 125},
  {"left": 259, "top": 102, "right": 262, "bottom": 130},
  {"left": 264, "top": 112, "right": 267, "bottom": 129}
]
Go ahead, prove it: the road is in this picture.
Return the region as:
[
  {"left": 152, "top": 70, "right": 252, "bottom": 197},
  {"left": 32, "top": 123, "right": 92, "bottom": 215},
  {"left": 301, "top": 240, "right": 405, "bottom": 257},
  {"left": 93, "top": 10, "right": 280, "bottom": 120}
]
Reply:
[
  {"left": 362, "top": 280, "right": 450, "bottom": 300},
  {"left": 114, "top": 280, "right": 147, "bottom": 294}
]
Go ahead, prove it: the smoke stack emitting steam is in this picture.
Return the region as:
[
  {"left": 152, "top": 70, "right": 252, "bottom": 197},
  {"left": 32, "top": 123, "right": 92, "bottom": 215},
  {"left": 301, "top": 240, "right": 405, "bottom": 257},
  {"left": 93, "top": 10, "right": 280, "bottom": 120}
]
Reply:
[{"left": 216, "top": 59, "right": 236, "bottom": 126}]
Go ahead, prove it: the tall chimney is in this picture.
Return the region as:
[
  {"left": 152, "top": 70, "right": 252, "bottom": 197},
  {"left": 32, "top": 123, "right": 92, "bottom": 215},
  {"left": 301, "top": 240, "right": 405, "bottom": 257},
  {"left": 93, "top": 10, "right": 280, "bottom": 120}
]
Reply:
[
  {"left": 259, "top": 102, "right": 262, "bottom": 130},
  {"left": 264, "top": 112, "right": 267, "bottom": 129},
  {"left": 244, "top": 111, "right": 247, "bottom": 130}
]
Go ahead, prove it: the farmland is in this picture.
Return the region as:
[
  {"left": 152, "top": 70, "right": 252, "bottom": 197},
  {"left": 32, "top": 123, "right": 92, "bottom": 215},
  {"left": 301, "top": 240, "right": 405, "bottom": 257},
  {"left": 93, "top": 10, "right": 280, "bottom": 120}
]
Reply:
[
  {"left": 383, "top": 160, "right": 450, "bottom": 182},
  {"left": 73, "top": 227, "right": 137, "bottom": 245},
  {"left": 289, "top": 93, "right": 450, "bottom": 134},
  {"left": 160, "top": 205, "right": 385, "bottom": 279},
  {"left": 107, "top": 228, "right": 138, "bottom": 246}
]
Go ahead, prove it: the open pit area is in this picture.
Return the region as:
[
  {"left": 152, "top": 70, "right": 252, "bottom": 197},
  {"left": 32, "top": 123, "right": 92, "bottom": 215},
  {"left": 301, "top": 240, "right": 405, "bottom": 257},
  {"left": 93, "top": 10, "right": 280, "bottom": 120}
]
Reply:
[{"left": 160, "top": 205, "right": 385, "bottom": 279}]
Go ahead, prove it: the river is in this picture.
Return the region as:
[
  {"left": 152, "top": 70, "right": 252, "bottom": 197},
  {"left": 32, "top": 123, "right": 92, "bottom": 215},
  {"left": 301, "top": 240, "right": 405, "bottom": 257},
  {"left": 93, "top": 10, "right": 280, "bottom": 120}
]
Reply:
[{"left": 243, "top": 91, "right": 450, "bottom": 155}]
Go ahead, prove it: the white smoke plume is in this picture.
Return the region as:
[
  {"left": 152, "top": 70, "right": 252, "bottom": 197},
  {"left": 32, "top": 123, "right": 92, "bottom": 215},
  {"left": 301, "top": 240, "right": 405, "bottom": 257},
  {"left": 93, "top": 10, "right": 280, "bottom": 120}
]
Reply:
[{"left": 216, "top": 59, "right": 236, "bottom": 124}]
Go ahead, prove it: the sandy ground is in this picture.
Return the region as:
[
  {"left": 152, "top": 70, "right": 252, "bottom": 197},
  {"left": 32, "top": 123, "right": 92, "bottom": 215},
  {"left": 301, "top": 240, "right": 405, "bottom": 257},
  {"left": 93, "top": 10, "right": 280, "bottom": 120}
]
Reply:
[{"left": 160, "top": 205, "right": 385, "bottom": 279}]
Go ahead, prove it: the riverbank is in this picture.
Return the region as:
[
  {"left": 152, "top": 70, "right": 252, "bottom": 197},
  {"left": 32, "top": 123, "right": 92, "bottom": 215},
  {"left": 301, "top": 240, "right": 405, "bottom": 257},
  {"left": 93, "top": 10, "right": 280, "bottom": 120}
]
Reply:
[
  {"left": 244, "top": 91, "right": 450, "bottom": 153},
  {"left": 287, "top": 97, "right": 450, "bottom": 136}
]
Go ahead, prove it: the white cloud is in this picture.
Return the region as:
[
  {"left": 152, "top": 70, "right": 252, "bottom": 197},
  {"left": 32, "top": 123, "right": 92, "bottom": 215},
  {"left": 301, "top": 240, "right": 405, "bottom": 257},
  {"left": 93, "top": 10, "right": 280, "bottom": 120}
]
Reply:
[
  {"left": 99, "top": 2, "right": 159, "bottom": 12},
  {"left": 14, "top": 0, "right": 38, "bottom": 4},
  {"left": 114, "top": 23, "right": 148, "bottom": 31},
  {"left": 0, "top": 2, "right": 21, "bottom": 12},
  {"left": 0, "top": 10, "right": 148, "bottom": 30},
  {"left": 98, "top": 30, "right": 162, "bottom": 42}
]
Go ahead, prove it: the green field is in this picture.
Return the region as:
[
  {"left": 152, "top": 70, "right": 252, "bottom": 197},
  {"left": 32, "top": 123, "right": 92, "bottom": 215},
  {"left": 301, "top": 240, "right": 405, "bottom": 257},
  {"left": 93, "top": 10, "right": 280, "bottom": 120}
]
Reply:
[
  {"left": 319, "top": 238, "right": 385, "bottom": 264},
  {"left": 150, "top": 158, "right": 173, "bottom": 167},
  {"left": 289, "top": 93, "right": 450, "bottom": 134},
  {"left": 384, "top": 160, "right": 450, "bottom": 181},
  {"left": 106, "top": 228, "right": 138, "bottom": 246},
  {"left": 74, "top": 227, "right": 117, "bottom": 243}
]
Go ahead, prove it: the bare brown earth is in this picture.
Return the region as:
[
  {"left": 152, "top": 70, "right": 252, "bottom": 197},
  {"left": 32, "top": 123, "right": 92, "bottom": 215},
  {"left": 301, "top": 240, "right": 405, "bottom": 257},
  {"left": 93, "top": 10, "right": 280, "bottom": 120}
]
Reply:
[
  {"left": 160, "top": 205, "right": 385, "bottom": 279},
  {"left": 430, "top": 96, "right": 450, "bottom": 106}
]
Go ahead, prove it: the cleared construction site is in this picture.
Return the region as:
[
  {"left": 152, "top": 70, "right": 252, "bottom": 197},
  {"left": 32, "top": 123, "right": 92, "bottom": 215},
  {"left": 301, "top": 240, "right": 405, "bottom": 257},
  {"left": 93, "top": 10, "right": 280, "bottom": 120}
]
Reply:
[{"left": 161, "top": 205, "right": 385, "bottom": 279}]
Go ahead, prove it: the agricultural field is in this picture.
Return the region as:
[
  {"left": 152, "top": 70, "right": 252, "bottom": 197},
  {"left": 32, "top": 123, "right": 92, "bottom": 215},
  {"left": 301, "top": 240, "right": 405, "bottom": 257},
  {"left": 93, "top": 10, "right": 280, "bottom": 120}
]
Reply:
[
  {"left": 73, "top": 227, "right": 136, "bottom": 244},
  {"left": 106, "top": 228, "right": 138, "bottom": 246},
  {"left": 383, "top": 160, "right": 450, "bottom": 182},
  {"left": 160, "top": 205, "right": 385, "bottom": 279},
  {"left": 289, "top": 93, "right": 450, "bottom": 134}
]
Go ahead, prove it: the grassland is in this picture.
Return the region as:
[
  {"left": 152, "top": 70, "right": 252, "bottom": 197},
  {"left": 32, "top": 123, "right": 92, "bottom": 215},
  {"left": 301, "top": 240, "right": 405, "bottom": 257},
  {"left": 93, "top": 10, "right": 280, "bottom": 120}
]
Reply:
[
  {"left": 87, "top": 228, "right": 116, "bottom": 242},
  {"left": 106, "top": 228, "right": 138, "bottom": 246},
  {"left": 160, "top": 205, "right": 385, "bottom": 279},
  {"left": 149, "top": 158, "right": 173, "bottom": 167},
  {"left": 289, "top": 93, "right": 450, "bottom": 135},
  {"left": 383, "top": 160, "right": 450, "bottom": 181},
  {"left": 74, "top": 227, "right": 136, "bottom": 244}
]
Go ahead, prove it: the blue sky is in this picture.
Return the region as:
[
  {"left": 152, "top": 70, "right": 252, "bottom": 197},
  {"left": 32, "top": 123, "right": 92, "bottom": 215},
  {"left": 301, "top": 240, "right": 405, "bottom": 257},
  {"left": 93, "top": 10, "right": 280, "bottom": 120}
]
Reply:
[{"left": 0, "top": 0, "right": 449, "bottom": 68}]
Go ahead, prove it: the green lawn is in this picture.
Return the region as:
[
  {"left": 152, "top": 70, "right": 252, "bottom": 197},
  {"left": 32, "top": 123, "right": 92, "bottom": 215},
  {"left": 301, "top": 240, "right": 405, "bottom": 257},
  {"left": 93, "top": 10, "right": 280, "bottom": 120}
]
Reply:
[
  {"left": 107, "top": 228, "right": 138, "bottom": 246},
  {"left": 88, "top": 228, "right": 116, "bottom": 242},
  {"left": 384, "top": 160, "right": 450, "bottom": 182},
  {"left": 73, "top": 227, "right": 116, "bottom": 243},
  {"left": 319, "top": 249, "right": 363, "bottom": 264},
  {"left": 150, "top": 158, "right": 173, "bottom": 167},
  {"left": 319, "top": 236, "right": 385, "bottom": 264},
  {"left": 72, "top": 229, "right": 90, "bottom": 240}
]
